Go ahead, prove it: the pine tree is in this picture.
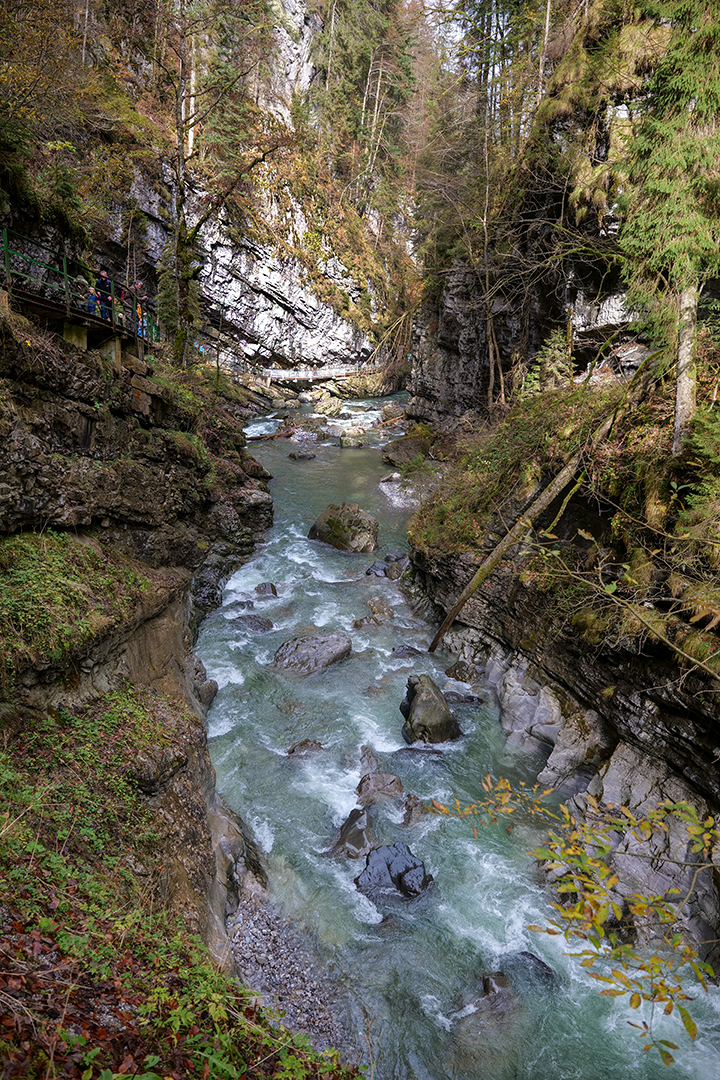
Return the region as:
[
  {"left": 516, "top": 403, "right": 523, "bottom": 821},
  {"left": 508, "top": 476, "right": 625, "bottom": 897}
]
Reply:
[{"left": 619, "top": 0, "right": 720, "bottom": 453}]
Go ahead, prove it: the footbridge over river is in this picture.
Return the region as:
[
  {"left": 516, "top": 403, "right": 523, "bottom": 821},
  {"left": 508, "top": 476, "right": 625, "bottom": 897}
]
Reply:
[{"left": 259, "top": 361, "right": 383, "bottom": 383}]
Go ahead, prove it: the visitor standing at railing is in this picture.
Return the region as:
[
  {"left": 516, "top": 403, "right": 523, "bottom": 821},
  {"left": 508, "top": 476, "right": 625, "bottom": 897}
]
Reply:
[{"left": 95, "top": 270, "right": 112, "bottom": 320}]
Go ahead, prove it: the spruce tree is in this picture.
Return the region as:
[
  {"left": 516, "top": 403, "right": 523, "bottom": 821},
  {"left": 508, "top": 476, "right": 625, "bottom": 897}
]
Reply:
[{"left": 619, "top": 0, "right": 720, "bottom": 453}]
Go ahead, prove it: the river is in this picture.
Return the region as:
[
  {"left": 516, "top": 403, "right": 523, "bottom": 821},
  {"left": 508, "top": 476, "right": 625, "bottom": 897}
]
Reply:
[{"left": 197, "top": 395, "right": 720, "bottom": 1080}]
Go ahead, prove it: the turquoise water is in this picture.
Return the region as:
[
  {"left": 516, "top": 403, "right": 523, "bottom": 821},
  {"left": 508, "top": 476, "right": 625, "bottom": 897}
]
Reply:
[{"left": 197, "top": 399, "right": 720, "bottom": 1080}]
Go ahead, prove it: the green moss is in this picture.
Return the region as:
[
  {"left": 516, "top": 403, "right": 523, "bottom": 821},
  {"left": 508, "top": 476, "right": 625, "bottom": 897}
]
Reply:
[
  {"left": 410, "top": 383, "right": 621, "bottom": 555},
  {"left": 0, "top": 532, "right": 154, "bottom": 697}
]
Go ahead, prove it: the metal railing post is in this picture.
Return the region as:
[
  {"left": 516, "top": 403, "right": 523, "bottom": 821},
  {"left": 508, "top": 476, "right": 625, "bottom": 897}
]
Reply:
[
  {"left": 110, "top": 279, "right": 116, "bottom": 331},
  {"left": 62, "top": 256, "right": 70, "bottom": 315},
  {"left": 3, "top": 229, "right": 10, "bottom": 293}
]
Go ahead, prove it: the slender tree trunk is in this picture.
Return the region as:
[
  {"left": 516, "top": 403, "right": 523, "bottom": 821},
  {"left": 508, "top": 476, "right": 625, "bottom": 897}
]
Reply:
[
  {"left": 537, "top": 0, "right": 552, "bottom": 107},
  {"left": 672, "top": 282, "right": 698, "bottom": 455},
  {"left": 325, "top": 0, "right": 336, "bottom": 90}
]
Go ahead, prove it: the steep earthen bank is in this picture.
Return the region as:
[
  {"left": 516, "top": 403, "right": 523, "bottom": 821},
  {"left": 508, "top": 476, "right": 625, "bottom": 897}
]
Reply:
[{"left": 0, "top": 312, "right": 274, "bottom": 970}]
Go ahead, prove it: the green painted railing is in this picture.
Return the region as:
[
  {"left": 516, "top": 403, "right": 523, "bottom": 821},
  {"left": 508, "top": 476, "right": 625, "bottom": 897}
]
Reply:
[{"left": 1, "top": 228, "right": 162, "bottom": 344}]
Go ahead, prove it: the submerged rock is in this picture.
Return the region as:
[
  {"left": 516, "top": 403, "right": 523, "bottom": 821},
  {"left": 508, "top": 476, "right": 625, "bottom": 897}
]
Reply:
[
  {"left": 255, "top": 581, "right": 278, "bottom": 596},
  {"left": 365, "top": 560, "right": 388, "bottom": 577},
  {"left": 287, "top": 739, "right": 324, "bottom": 756},
  {"left": 288, "top": 451, "right": 316, "bottom": 461},
  {"left": 355, "top": 843, "right": 433, "bottom": 898},
  {"left": 400, "top": 674, "right": 463, "bottom": 744},
  {"left": 308, "top": 502, "right": 379, "bottom": 553},
  {"left": 272, "top": 632, "right": 352, "bottom": 677},
  {"left": 232, "top": 614, "right": 274, "bottom": 632}
]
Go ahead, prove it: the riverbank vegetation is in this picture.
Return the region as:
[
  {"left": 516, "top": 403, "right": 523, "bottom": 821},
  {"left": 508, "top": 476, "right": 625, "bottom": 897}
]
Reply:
[
  {"left": 411, "top": 328, "right": 720, "bottom": 675},
  {"left": 0, "top": 685, "right": 358, "bottom": 1079}
]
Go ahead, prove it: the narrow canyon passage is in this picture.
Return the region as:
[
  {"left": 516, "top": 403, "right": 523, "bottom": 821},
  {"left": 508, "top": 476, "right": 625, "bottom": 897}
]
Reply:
[{"left": 197, "top": 400, "right": 720, "bottom": 1080}]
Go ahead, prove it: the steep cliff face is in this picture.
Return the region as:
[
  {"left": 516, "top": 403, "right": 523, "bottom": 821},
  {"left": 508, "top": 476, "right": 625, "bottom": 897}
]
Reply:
[
  {"left": 0, "top": 312, "right": 272, "bottom": 971},
  {"left": 0, "top": 317, "right": 273, "bottom": 617},
  {"left": 407, "top": 264, "right": 635, "bottom": 425}
]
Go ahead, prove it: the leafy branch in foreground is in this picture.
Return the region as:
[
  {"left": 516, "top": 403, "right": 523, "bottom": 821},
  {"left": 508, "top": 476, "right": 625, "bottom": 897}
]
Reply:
[{"left": 432, "top": 780, "right": 718, "bottom": 1066}]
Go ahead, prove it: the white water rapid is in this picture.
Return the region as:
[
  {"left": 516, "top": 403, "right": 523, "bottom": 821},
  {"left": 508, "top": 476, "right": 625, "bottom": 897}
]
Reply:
[{"left": 197, "top": 397, "right": 720, "bottom": 1080}]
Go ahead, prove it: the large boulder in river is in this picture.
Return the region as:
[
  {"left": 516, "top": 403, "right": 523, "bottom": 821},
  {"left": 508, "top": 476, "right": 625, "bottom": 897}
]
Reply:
[
  {"left": 400, "top": 674, "right": 463, "bottom": 744},
  {"left": 332, "top": 808, "right": 374, "bottom": 859},
  {"left": 355, "top": 843, "right": 433, "bottom": 898},
  {"left": 308, "top": 502, "right": 379, "bottom": 553},
  {"left": 272, "top": 632, "right": 352, "bottom": 677},
  {"left": 356, "top": 772, "right": 405, "bottom": 805}
]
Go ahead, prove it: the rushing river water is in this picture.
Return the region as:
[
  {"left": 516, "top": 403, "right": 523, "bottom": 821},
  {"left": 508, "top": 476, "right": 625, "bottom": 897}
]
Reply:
[{"left": 198, "top": 396, "right": 720, "bottom": 1080}]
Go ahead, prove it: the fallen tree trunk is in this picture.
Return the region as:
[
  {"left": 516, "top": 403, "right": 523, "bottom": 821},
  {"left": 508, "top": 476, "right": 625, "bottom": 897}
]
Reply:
[{"left": 428, "top": 411, "right": 617, "bottom": 652}]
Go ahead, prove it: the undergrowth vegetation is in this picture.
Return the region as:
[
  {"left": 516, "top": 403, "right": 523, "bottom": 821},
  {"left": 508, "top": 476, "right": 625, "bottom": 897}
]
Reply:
[
  {"left": 0, "top": 686, "right": 358, "bottom": 1079},
  {"left": 411, "top": 339, "right": 720, "bottom": 674},
  {"left": 0, "top": 532, "right": 158, "bottom": 698}
]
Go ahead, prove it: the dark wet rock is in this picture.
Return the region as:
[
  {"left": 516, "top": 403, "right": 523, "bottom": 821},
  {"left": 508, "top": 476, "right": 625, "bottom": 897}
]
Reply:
[
  {"left": 287, "top": 739, "right": 324, "bottom": 756},
  {"left": 272, "top": 632, "right": 352, "bottom": 677},
  {"left": 365, "top": 560, "right": 388, "bottom": 577},
  {"left": 331, "top": 808, "right": 374, "bottom": 859},
  {"left": 391, "top": 645, "right": 423, "bottom": 659},
  {"left": 445, "top": 659, "right": 481, "bottom": 683},
  {"left": 356, "top": 772, "right": 405, "bottom": 805},
  {"left": 384, "top": 551, "right": 407, "bottom": 563},
  {"left": 381, "top": 403, "right": 405, "bottom": 421},
  {"left": 255, "top": 581, "right": 278, "bottom": 596},
  {"left": 355, "top": 843, "right": 433, "bottom": 898},
  {"left": 308, "top": 502, "right": 379, "bottom": 553},
  {"left": 483, "top": 972, "right": 510, "bottom": 995},
  {"left": 385, "top": 559, "right": 407, "bottom": 581},
  {"left": 359, "top": 745, "right": 382, "bottom": 774},
  {"left": 196, "top": 679, "right": 219, "bottom": 709},
  {"left": 400, "top": 674, "right": 463, "bottom": 744},
  {"left": 402, "top": 794, "right": 428, "bottom": 826},
  {"left": 288, "top": 451, "right": 316, "bottom": 461},
  {"left": 445, "top": 690, "right": 482, "bottom": 704},
  {"left": 232, "top": 614, "right": 274, "bottom": 632}
]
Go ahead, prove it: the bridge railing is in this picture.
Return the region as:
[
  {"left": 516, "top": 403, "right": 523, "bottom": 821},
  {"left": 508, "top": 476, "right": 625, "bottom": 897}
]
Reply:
[
  {"left": 261, "top": 361, "right": 382, "bottom": 381},
  {"left": 2, "top": 229, "right": 162, "bottom": 344}
]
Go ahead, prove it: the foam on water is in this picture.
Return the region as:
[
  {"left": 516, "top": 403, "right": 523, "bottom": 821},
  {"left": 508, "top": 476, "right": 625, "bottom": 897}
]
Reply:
[{"left": 197, "top": 399, "right": 720, "bottom": 1080}]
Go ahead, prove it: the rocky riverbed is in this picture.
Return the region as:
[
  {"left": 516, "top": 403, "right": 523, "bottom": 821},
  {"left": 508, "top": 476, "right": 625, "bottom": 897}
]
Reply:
[{"left": 228, "top": 893, "right": 353, "bottom": 1056}]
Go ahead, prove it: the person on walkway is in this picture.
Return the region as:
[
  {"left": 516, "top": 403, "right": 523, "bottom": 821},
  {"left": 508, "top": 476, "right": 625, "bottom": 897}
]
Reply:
[
  {"left": 130, "top": 279, "right": 148, "bottom": 336},
  {"left": 74, "top": 275, "right": 89, "bottom": 311},
  {"left": 95, "top": 270, "right": 112, "bottom": 320},
  {"left": 85, "top": 287, "right": 98, "bottom": 315}
]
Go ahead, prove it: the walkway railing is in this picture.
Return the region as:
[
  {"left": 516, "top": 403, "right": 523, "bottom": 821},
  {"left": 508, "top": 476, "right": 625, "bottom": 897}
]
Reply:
[
  {"left": 1, "top": 228, "right": 379, "bottom": 379},
  {"left": 2, "top": 229, "right": 161, "bottom": 343},
  {"left": 261, "top": 361, "right": 382, "bottom": 382}
]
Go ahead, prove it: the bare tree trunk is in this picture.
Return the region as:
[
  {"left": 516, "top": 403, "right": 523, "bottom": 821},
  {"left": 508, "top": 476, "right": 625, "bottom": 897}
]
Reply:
[
  {"left": 537, "top": 0, "right": 552, "bottom": 107},
  {"left": 672, "top": 282, "right": 698, "bottom": 455},
  {"left": 325, "top": 0, "right": 337, "bottom": 90},
  {"left": 428, "top": 411, "right": 617, "bottom": 652}
]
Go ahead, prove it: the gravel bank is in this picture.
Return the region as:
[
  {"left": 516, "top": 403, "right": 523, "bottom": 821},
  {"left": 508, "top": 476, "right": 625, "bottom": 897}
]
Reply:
[{"left": 228, "top": 893, "right": 356, "bottom": 1058}]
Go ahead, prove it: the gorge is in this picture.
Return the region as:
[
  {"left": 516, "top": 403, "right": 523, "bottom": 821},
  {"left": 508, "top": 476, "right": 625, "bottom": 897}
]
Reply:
[{"left": 3, "top": 0, "right": 720, "bottom": 1075}]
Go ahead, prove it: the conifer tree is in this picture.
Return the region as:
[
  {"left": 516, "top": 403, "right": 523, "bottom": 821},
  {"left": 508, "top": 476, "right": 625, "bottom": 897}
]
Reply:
[{"left": 619, "top": 0, "right": 720, "bottom": 453}]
